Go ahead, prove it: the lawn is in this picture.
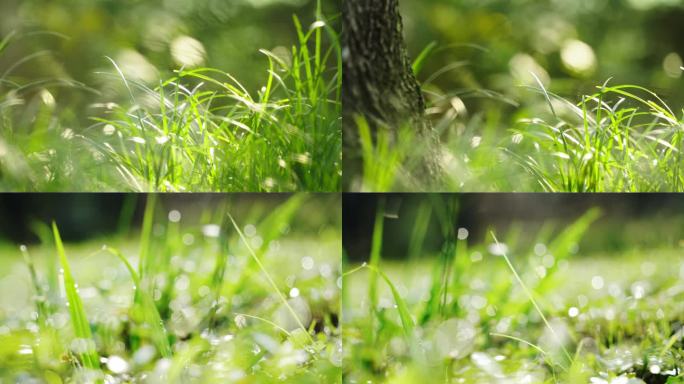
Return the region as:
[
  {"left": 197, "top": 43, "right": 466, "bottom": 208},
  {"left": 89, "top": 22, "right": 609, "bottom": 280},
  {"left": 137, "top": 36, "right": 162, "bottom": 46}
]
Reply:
[
  {"left": 342, "top": 201, "right": 684, "bottom": 383},
  {"left": 0, "top": 194, "right": 341, "bottom": 382}
]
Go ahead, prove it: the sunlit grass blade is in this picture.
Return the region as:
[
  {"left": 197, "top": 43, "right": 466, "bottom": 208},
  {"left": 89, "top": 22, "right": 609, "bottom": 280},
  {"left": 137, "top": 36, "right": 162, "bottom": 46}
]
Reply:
[
  {"left": 52, "top": 222, "right": 101, "bottom": 371},
  {"left": 228, "top": 213, "right": 314, "bottom": 344},
  {"left": 367, "top": 265, "right": 415, "bottom": 340},
  {"left": 490, "top": 231, "right": 572, "bottom": 368}
]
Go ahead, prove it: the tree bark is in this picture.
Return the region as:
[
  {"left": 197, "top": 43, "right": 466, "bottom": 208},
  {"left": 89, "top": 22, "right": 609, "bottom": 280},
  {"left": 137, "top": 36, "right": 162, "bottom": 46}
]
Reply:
[{"left": 343, "top": 0, "right": 440, "bottom": 185}]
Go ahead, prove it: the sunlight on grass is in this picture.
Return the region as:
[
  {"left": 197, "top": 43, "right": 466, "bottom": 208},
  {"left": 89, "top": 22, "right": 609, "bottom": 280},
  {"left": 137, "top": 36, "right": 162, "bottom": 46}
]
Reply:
[
  {"left": 0, "top": 195, "right": 341, "bottom": 382},
  {"left": 0, "top": 4, "right": 340, "bottom": 192},
  {"left": 343, "top": 203, "right": 684, "bottom": 383}
]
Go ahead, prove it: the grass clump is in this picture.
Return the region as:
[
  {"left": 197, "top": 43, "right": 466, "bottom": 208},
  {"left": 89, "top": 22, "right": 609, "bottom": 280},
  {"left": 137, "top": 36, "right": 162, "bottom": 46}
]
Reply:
[
  {"left": 343, "top": 200, "right": 684, "bottom": 383},
  {"left": 508, "top": 82, "right": 684, "bottom": 192},
  {"left": 0, "top": 194, "right": 341, "bottom": 382},
  {"left": 0, "top": 5, "right": 340, "bottom": 192}
]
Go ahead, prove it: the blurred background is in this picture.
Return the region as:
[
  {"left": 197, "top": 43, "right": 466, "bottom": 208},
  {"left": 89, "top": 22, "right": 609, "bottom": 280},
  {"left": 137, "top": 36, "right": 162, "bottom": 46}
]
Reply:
[
  {"left": 0, "top": 193, "right": 340, "bottom": 244},
  {"left": 400, "top": 0, "right": 684, "bottom": 115},
  {"left": 0, "top": 0, "right": 335, "bottom": 127},
  {"left": 344, "top": 193, "right": 684, "bottom": 261}
]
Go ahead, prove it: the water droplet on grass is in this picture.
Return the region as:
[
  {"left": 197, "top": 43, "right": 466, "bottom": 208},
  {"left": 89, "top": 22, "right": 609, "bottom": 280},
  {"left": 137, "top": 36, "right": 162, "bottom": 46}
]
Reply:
[
  {"left": 155, "top": 135, "right": 170, "bottom": 145},
  {"left": 202, "top": 224, "right": 220, "bottom": 238},
  {"left": 631, "top": 282, "right": 647, "bottom": 299},
  {"left": 133, "top": 345, "right": 156, "bottom": 366},
  {"left": 168, "top": 210, "right": 181, "bottom": 222},
  {"left": 488, "top": 243, "right": 508, "bottom": 256},
  {"left": 40, "top": 89, "right": 55, "bottom": 107},
  {"left": 18, "top": 345, "right": 32, "bottom": 355},
  {"left": 129, "top": 137, "right": 146, "bottom": 145},
  {"left": 106, "top": 355, "right": 129, "bottom": 374},
  {"left": 310, "top": 20, "right": 326, "bottom": 30},
  {"left": 301, "top": 257, "right": 314, "bottom": 270},
  {"left": 244, "top": 224, "right": 257, "bottom": 237},
  {"left": 182, "top": 233, "right": 194, "bottom": 245},
  {"left": 103, "top": 124, "right": 116, "bottom": 135},
  {"left": 457, "top": 228, "right": 469, "bottom": 240},
  {"left": 591, "top": 275, "right": 604, "bottom": 290},
  {"left": 289, "top": 287, "right": 300, "bottom": 298},
  {"left": 471, "top": 352, "right": 503, "bottom": 377},
  {"left": 235, "top": 314, "right": 247, "bottom": 329}
]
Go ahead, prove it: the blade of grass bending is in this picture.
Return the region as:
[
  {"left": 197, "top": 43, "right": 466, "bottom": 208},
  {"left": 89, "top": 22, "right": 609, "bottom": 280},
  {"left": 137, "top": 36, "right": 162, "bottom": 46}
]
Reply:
[
  {"left": 228, "top": 214, "right": 314, "bottom": 344},
  {"left": 233, "top": 313, "right": 292, "bottom": 337},
  {"left": 530, "top": 71, "right": 557, "bottom": 118},
  {"left": 52, "top": 222, "right": 101, "bottom": 371},
  {"left": 228, "top": 195, "right": 305, "bottom": 297},
  {"left": 412, "top": 41, "right": 437, "bottom": 76},
  {"left": 104, "top": 246, "right": 172, "bottom": 358},
  {"left": 365, "top": 264, "right": 415, "bottom": 339},
  {"left": 489, "top": 332, "right": 563, "bottom": 371},
  {"left": 490, "top": 231, "right": 573, "bottom": 365}
]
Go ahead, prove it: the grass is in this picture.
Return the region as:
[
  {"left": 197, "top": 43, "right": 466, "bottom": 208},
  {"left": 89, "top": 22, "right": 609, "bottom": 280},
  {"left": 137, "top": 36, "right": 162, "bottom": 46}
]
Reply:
[
  {"left": 346, "top": 52, "right": 684, "bottom": 192},
  {"left": 0, "top": 194, "right": 341, "bottom": 382},
  {"left": 0, "top": 3, "right": 340, "bottom": 192},
  {"left": 507, "top": 82, "right": 684, "bottom": 192},
  {"left": 342, "top": 201, "right": 684, "bottom": 383}
]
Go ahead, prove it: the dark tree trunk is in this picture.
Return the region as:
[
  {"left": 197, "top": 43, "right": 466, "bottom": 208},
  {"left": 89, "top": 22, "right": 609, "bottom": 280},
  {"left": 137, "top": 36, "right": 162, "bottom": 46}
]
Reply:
[{"left": 343, "top": 0, "right": 440, "bottom": 186}]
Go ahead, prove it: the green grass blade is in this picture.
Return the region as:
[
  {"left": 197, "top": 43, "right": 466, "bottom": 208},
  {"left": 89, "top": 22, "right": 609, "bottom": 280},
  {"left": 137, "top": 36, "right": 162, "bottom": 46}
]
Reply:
[
  {"left": 52, "top": 222, "right": 101, "bottom": 371},
  {"left": 367, "top": 265, "right": 415, "bottom": 340},
  {"left": 228, "top": 213, "right": 314, "bottom": 344},
  {"left": 368, "top": 197, "right": 386, "bottom": 312},
  {"left": 104, "top": 247, "right": 172, "bottom": 358},
  {"left": 138, "top": 194, "right": 156, "bottom": 277},
  {"left": 412, "top": 41, "right": 437, "bottom": 76},
  {"left": 490, "top": 231, "right": 572, "bottom": 367}
]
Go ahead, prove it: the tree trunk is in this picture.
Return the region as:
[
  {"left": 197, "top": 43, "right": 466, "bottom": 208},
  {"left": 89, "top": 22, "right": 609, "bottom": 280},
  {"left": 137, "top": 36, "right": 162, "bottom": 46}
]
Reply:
[{"left": 343, "top": 0, "right": 440, "bottom": 185}]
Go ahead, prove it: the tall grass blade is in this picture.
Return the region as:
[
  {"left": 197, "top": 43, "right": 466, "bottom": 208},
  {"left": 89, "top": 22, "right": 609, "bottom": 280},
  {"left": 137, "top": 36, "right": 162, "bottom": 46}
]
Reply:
[
  {"left": 490, "top": 231, "right": 573, "bottom": 367},
  {"left": 228, "top": 214, "right": 314, "bottom": 344},
  {"left": 52, "top": 222, "right": 101, "bottom": 371}
]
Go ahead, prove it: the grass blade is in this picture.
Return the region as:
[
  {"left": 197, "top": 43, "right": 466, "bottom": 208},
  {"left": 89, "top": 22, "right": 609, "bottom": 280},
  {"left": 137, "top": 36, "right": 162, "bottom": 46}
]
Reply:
[
  {"left": 52, "top": 222, "right": 101, "bottom": 371},
  {"left": 104, "top": 246, "right": 172, "bottom": 358},
  {"left": 490, "top": 231, "right": 572, "bottom": 367},
  {"left": 228, "top": 213, "right": 314, "bottom": 344}
]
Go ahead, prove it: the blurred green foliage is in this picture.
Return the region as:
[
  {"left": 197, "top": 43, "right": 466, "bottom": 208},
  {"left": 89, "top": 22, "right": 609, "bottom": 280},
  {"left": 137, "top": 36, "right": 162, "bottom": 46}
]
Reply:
[
  {"left": 0, "top": 0, "right": 330, "bottom": 125},
  {"left": 401, "top": 0, "right": 684, "bottom": 112}
]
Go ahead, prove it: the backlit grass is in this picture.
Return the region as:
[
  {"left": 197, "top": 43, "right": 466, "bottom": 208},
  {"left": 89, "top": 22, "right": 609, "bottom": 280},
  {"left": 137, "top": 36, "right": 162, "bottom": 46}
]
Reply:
[
  {"left": 347, "top": 58, "right": 684, "bottom": 192},
  {"left": 0, "top": 4, "right": 340, "bottom": 192},
  {"left": 343, "top": 202, "right": 684, "bottom": 383},
  {"left": 0, "top": 194, "right": 341, "bottom": 382}
]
